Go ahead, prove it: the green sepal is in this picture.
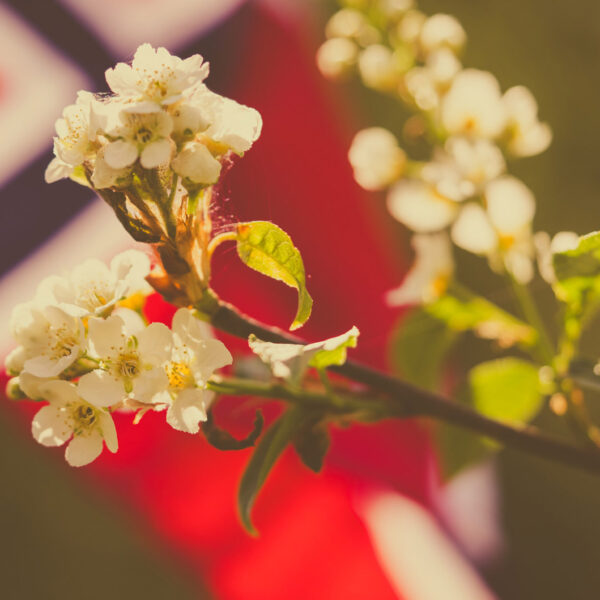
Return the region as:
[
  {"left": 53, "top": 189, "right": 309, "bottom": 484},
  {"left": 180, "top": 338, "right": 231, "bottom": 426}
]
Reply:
[
  {"left": 201, "top": 410, "right": 264, "bottom": 451},
  {"left": 235, "top": 221, "right": 313, "bottom": 330},
  {"left": 69, "top": 165, "right": 92, "bottom": 188}
]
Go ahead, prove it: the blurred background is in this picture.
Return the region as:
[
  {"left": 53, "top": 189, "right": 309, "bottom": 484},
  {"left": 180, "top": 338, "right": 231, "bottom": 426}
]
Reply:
[{"left": 1, "top": 0, "right": 600, "bottom": 598}]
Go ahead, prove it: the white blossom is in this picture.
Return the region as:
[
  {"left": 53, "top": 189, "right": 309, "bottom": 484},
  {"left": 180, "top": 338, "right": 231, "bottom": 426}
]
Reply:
[
  {"left": 31, "top": 380, "right": 117, "bottom": 467},
  {"left": 171, "top": 142, "right": 221, "bottom": 184},
  {"left": 358, "top": 45, "right": 400, "bottom": 91},
  {"left": 440, "top": 69, "right": 507, "bottom": 139},
  {"left": 503, "top": 86, "right": 552, "bottom": 157},
  {"left": 387, "top": 179, "right": 459, "bottom": 232},
  {"left": 12, "top": 304, "right": 85, "bottom": 378},
  {"left": 78, "top": 313, "right": 171, "bottom": 407},
  {"left": 105, "top": 43, "right": 209, "bottom": 111},
  {"left": 348, "top": 127, "right": 406, "bottom": 190},
  {"left": 451, "top": 176, "right": 537, "bottom": 282},
  {"left": 419, "top": 14, "right": 466, "bottom": 55},
  {"left": 104, "top": 111, "right": 173, "bottom": 170},
  {"left": 161, "top": 308, "right": 232, "bottom": 434},
  {"left": 45, "top": 91, "right": 104, "bottom": 183},
  {"left": 387, "top": 232, "right": 453, "bottom": 305},
  {"left": 317, "top": 38, "right": 359, "bottom": 80}
]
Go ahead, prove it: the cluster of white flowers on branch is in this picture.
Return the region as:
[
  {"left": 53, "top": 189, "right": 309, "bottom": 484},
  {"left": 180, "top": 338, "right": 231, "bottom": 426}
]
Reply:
[
  {"left": 5, "top": 251, "right": 232, "bottom": 466},
  {"left": 46, "top": 43, "right": 261, "bottom": 190},
  {"left": 317, "top": 0, "right": 559, "bottom": 299}
]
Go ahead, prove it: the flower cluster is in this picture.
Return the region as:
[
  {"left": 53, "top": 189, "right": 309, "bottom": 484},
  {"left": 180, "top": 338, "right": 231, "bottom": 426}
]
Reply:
[
  {"left": 46, "top": 43, "right": 262, "bottom": 191},
  {"left": 5, "top": 251, "right": 232, "bottom": 466},
  {"left": 317, "top": 0, "right": 554, "bottom": 302}
]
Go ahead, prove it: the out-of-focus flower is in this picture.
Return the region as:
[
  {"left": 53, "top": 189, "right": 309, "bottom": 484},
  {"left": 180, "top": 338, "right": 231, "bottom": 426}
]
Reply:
[
  {"left": 440, "top": 69, "right": 507, "bottom": 139},
  {"left": 387, "top": 232, "right": 454, "bottom": 305},
  {"left": 316, "top": 37, "right": 359, "bottom": 80},
  {"left": 31, "top": 380, "right": 117, "bottom": 467},
  {"left": 503, "top": 86, "right": 552, "bottom": 157},
  {"left": 387, "top": 179, "right": 459, "bottom": 232},
  {"left": 451, "top": 176, "right": 536, "bottom": 282},
  {"left": 419, "top": 14, "right": 466, "bottom": 55},
  {"left": 105, "top": 43, "right": 209, "bottom": 111},
  {"left": 358, "top": 44, "right": 401, "bottom": 91},
  {"left": 348, "top": 127, "right": 406, "bottom": 190}
]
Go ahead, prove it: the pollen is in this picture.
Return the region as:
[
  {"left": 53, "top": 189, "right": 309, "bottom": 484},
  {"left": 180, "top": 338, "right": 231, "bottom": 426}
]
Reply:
[{"left": 167, "top": 361, "right": 194, "bottom": 389}]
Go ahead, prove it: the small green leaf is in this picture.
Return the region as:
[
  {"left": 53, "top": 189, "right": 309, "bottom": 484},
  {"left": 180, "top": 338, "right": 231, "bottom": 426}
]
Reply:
[
  {"left": 469, "top": 358, "right": 542, "bottom": 424},
  {"left": 293, "top": 419, "right": 330, "bottom": 473},
  {"left": 236, "top": 221, "right": 313, "bottom": 330},
  {"left": 389, "top": 309, "right": 457, "bottom": 390},
  {"left": 553, "top": 231, "right": 600, "bottom": 281},
  {"left": 238, "top": 408, "right": 304, "bottom": 534},
  {"left": 427, "top": 289, "right": 537, "bottom": 348},
  {"left": 202, "top": 410, "right": 264, "bottom": 451}
]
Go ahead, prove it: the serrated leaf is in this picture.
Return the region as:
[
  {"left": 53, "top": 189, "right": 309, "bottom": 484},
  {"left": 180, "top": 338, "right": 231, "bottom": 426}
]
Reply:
[
  {"left": 469, "top": 357, "right": 542, "bottom": 424},
  {"left": 248, "top": 326, "right": 359, "bottom": 383},
  {"left": 236, "top": 221, "right": 313, "bottom": 330},
  {"left": 238, "top": 408, "right": 304, "bottom": 534},
  {"left": 427, "top": 289, "right": 537, "bottom": 349},
  {"left": 389, "top": 309, "right": 456, "bottom": 390},
  {"left": 202, "top": 410, "right": 264, "bottom": 451}
]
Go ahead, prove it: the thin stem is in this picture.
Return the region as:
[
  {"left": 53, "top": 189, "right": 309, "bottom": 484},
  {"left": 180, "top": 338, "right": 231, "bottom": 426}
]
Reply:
[
  {"left": 204, "top": 299, "right": 600, "bottom": 476},
  {"left": 508, "top": 275, "right": 555, "bottom": 364}
]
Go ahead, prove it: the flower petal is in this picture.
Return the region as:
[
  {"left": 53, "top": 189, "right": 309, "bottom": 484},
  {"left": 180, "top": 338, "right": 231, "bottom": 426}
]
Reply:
[
  {"left": 166, "top": 388, "right": 207, "bottom": 434},
  {"left": 65, "top": 432, "right": 103, "bottom": 467},
  {"left": 32, "top": 404, "right": 71, "bottom": 447},
  {"left": 78, "top": 370, "right": 125, "bottom": 407},
  {"left": 104, "top": 140, "right": 139, "bottom": 169},
  {"left": 140, "top": 138, "right": 172, "bottom": 169}
]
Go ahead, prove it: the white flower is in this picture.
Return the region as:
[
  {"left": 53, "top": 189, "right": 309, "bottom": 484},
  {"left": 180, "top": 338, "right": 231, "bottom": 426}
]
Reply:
[
  {"left": 419, "top": 14, "right": 466, "bottom": 55},
  {"left": 31, "top": 380, "right": 117, "bottom": 467},
  {"left": 325, "top": 9, "right": 368, "bottom": 39},
  {"left": 91, "top": 147, "right": 132, "bottom": 189},
  {"left": 425, "top": 48, "right": 462, "bottom": 87},
  {"left": 67, "top": 250, "right": 151, "bottom": 315},
  {"left": 421, "top": 136, "right": 505, "bottom": 201},
  {"left": 348, "top": 127, "right": 406, "bottom": 190},
  {"left": 103, "top": 111, "right": 173, "bottom": 170},
  {"left": 405, "top": 67, "right": 440, "bottom": 111},
  {"left": 317, "top": 37, "right": 359, "bottom": 81},
  {"left": 13, "top": 304, "right": 85, "bottom": 378},
  {"left": 161, "top": 308, "right": 232, "bottom": 434},
  {"left": 440, "top": 69, "right": 507, "bottom": 139},
  {"left": 197, "top": 88, "right": 263, "bottom": 155},
  {"left": 503, "top": 86, "right": 552, "bottom": 157},
  {"left": 171, "top": 142, "right": 221, "bottom": 184},
  {"left": 78, "top": 313, "right": 171, "bottom": 407},
  {"left": 387, "top": 179, "right": 459, "bottom": 232},
  {"left": 45, "top": 91, "right": 104, "bottom": 183},
  {"left": 451, "top": 176, "right": 536, "bottom": 282},
  {"left": 387, "top": 232, "right": 453, "bottom": 305},
  {"left": 105, "top": 43, "right": 209, "bottom": 111},
  {"left": 358, "top": 45, "right": 400, "bottom": 91}
]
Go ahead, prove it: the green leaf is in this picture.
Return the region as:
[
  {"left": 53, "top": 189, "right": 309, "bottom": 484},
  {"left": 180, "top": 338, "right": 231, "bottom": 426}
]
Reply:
[
  {"left": 389, "top": 309, "right": 457, "bottom": 390},
  {"left": 427, "top": 289, "right": 537, "bottom": 349},
  {"left": 293, "top": 419, "right": 330, "bottom": 473},
  {"left": 238, "top": 408, "right": 304, "bottom": 534},
  {"left": 469, "top": 358, "right": 543, "bottom": 424},
  {"left": 248, "top": 327, "right": 359, "bottom": 383},
  {"left": 553, "top": 231, "right": 600, "bottom": 281},
  {"left": 236, "top": 221, "right": 313, "bottom": 330},
  {"left": 202, "top": 410, "right": 264, "bottom": 451}
]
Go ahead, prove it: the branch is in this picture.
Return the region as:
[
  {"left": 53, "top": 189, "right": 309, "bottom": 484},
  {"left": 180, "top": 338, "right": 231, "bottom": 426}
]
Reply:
[{"left": 208, "top": 299, "right": 600, "bottom": 476}]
